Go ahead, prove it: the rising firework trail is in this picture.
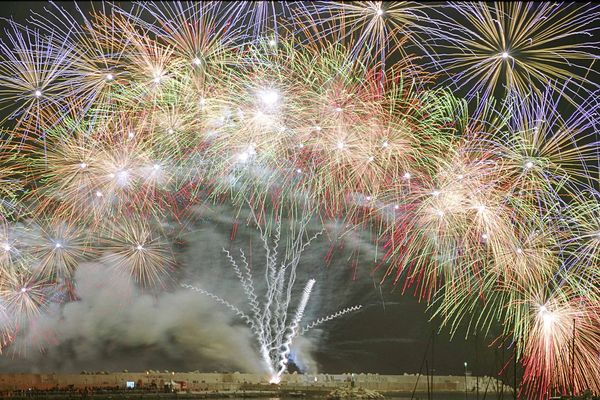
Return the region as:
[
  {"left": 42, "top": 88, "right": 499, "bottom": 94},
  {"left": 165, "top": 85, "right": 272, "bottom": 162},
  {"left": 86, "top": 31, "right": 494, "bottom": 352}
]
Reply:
[{"left": 184, "top": 207, "right": 361, "bottom": 383}]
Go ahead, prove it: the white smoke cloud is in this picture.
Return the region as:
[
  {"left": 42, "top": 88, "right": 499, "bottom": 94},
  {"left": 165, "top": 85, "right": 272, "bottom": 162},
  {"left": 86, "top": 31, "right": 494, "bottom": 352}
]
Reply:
[{"left": 0, "top": 261, "right": 262, "bottom": 373}]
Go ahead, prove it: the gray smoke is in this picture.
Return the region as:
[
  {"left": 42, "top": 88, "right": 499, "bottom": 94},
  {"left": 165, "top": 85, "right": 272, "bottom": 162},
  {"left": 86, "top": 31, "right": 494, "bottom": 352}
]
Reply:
[
  {"left": 0, "top": 261, "right": 262, "bottom": 373},
  {"left": 0, "top": 202, "right": 382, "bottom": 374}
]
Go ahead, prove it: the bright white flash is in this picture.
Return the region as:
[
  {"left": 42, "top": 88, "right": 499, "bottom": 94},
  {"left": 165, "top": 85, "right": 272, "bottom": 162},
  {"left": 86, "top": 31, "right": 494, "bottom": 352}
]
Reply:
[
  {"left": 502, "top": 51, "right": 509, "bottom": 59},
  {"left": 238, "top": 152, "right": 250, "bottom": 163},
  {"left": 116, "top": 170, "right": 130, "bottom": 185},
  {"left": 1, "top": 243, "right": 10, "bottom": 252},
  {"left": 258, "top": 89, "right": 279, "bottom": 106},
  {"left": 237, "top": 145, "right": 256, "bottom": 163},
  {"left": 539, "top": 305, "right": 555, "bottom": 326},
  {"left": 34, "top": 90, "right": 42, "bottom": 98}
]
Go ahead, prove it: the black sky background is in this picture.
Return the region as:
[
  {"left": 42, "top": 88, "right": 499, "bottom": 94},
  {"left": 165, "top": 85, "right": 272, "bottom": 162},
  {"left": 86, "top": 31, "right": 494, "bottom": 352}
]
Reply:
[{"left": 0, "top": 1, "right": 561, "bottom": 385}]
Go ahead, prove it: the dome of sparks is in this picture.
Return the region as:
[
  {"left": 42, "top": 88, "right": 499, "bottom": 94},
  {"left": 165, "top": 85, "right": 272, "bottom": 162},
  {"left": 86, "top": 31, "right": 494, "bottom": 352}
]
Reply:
[{"left": 0, "top": 1, "right": 598, "bottom": 396}]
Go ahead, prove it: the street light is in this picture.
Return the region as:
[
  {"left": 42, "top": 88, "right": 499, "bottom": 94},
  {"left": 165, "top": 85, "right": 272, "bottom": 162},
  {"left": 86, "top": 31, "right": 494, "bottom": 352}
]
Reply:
[{"left": 464, "top": 362, "right": 468, "bottom": 400}]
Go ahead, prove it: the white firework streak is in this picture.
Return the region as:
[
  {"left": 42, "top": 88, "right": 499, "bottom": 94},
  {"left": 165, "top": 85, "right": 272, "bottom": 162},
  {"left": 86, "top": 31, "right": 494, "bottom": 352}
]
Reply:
[
  {"left": 300, "top": 304, "right": 363, "bottom": 335},
  {"left": 275, "top": 278, "right": 315, "bottom": 380},
  {"left": 183, "top": 210, "right": 361, "bottom": 381}
]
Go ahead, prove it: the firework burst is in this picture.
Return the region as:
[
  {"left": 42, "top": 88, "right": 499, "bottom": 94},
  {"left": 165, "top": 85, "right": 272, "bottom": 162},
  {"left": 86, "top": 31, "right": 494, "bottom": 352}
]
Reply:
[{"left": 0, "top": 2, "right": 597, "bottom": 395}]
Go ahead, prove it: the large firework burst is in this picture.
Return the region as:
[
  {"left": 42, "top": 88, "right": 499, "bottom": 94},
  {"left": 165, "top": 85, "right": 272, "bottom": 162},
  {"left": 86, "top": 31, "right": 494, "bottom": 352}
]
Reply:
[{"left": 0, "top": 1, "right": 598, "bottom": 396}]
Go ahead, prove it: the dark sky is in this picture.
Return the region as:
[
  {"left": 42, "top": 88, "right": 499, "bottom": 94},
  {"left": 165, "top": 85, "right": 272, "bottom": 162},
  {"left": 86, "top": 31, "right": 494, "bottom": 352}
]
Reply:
[{"left": 0, "top": 1, "right": 513, "bottom": 382}]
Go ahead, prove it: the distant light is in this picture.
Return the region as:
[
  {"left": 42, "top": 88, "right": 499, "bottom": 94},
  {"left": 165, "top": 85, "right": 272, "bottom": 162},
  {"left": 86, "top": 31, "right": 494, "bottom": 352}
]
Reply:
[
  {"left": 539, "top": 305, "right": 547, "bottom": 314},
  {"left": 437, "top": 210, "right": 445, "bottom": 217},
  {"left": 367, "top": 156, "right": 375, "bottom": 162},
  {"left": 296, "top": 168, "right": 302, "bottom": 174},
  {"left": 432, "top": 190, "right": 441, "bottom": 197},
  {"left": 376, "top": 8, "right": 384, "bottom": 16},
  {"left": 335, "top": 106, "right": 343, "bottom": 112},
  {"left": 34, "top": 90, "right": 42, "bottom": 98},
  {"left": 153, "top": 164, "right": 161, "bottom": 170},
  {"left": 136, "top": 244, "right": 144, "bottom": 251},
  {"left": 403, "top": 172, "right": 411, "bottom": 179},
  {"left": 106, "top": 73, "right": 114, "bottom": 81},
  {"left": 268, "top": 39, "right": 277, "bottom": 47},
  {"left": 199, "top": 97, "right": 207, "bottom": 106},
  {"left": 128, "top": 131, "right": 135, "bottom": 139},
  {"left": 315, "top": 126, "right": 322, "bottom": 131},
  {"left": 95, "top": 191, "right": 103, "bottom": 197},
  {"left": 382, "top": 141, "right": 389, "bottom": 148},
  {"left": 337, "top": 141, "right": 345, "bottom": 150},
  {"left": 476, "top": 204, "right": 486, "bottom": 213},
  {"left": 168, "top": 128, "right": 174, "bottom": 134},
  {"left": 79, "top": 163, "right": 88, "bottom": 169},
  {"left": 1, "top": 243, "right": 10, "bottom": 252},
  {"left": 298, "top": 143, "right": 304, "bottom": 148},
  {"left": 192, "top": 57, "right": 202, "bottom": 66},
  {"left": 482, "top": 233, "right": 489, "bottom": 240},
  {"left": 524, "top": 161, "right": 534, "bottom": 169},
  {"left": 54, "top": 242, "right": 63, "bottom": 249},
  {"left": 20, "top": 287, "right": 27, "bottom": 293},
  {"left": 516, "top": 248, "right": 523, "bottom": 254},
  {"left": 366, "top": 196, "right": 372, "bottom": 201},
  {"left": 153, "top": 76, "right": 161, "bottom": 84},
  {"left": 501, "top": 51, "right": 509, "bottom": 59},
  {"left": 258, "top": 89, "right": 279, "bottom": 106},
  {"left": 464, "top": 362, "right": 468, "bottom": 368},
  {"left": 394, "top": 204, "right": 400, "bottom": 210},
  {"left": 457, "top": 174, "right": 464, "bottom": 180}
]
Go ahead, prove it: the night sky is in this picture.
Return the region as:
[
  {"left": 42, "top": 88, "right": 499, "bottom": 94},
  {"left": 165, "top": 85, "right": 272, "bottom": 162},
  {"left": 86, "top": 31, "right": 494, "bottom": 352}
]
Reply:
[{"left": 3, "top": 1, "right": 596, "bottom": 390}]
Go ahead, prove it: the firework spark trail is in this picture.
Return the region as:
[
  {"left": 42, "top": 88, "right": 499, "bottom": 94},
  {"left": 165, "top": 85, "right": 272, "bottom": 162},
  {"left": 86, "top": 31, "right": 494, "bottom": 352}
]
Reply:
[
  {"left": 301, "top": 304, "right": 363, "bottom": 335},
  {"left": 275, "top": 278, "right": 315, "bottom": 381}
]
